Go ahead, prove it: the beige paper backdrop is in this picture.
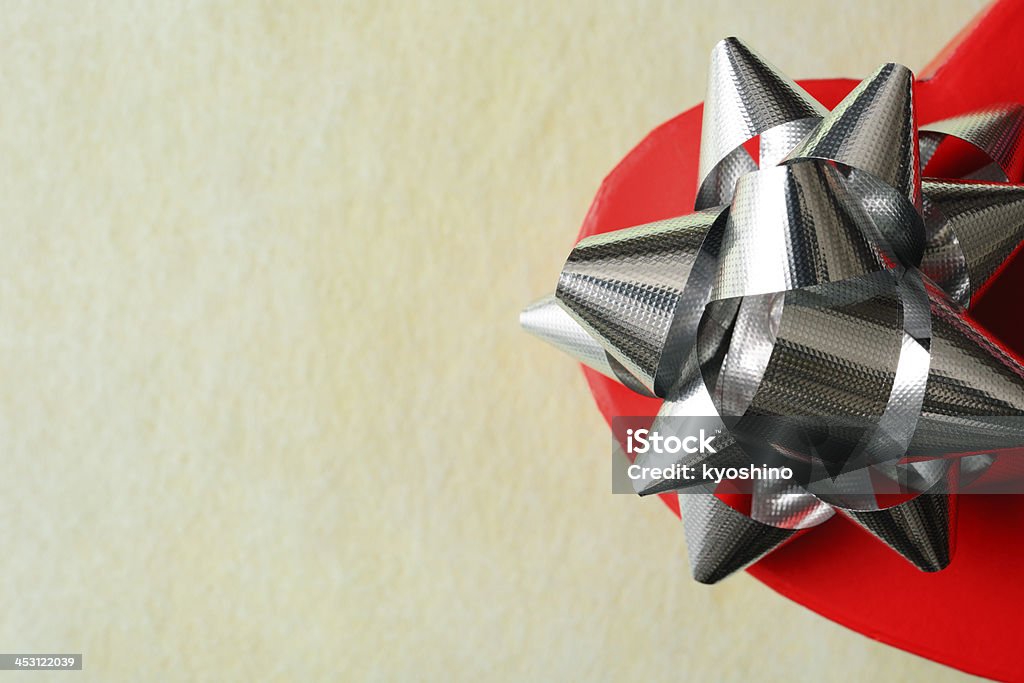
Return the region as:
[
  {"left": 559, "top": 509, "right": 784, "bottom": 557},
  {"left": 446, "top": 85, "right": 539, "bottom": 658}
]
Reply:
[{"left": 0, "top": 1, "right": 992, "bottom": 681}]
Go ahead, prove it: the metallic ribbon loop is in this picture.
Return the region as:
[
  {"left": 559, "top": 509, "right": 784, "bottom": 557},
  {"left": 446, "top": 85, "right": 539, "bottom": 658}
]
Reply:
[
  {"left": 919, "top": 104, "right": 1024, "bottom": 182},
  {"left": 523, "top": 37, "right": 1024, "bottom": 582}
]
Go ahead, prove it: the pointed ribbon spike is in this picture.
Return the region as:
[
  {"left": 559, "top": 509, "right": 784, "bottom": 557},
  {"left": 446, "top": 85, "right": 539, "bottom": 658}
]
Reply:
[
  {"left": 520, "top": 295, "right": 615, "bottom": 376},
  {"left": 519, "top": 295, "right": 653, "bottom": 395},
  {"left": 556, "top": 207, "right": 725, "bottom": 396},
  {"left": 840, "top": 486, "right": 957, "bottom": 572},
  {"left": 921, "top": 179, "right": 1024, "bottom": 307},
  {"left": 786, "top": 63, "right": 920, "bottom": 209},
  {"left": 785, "top": 63, "right": 924, "bottom": 265},
  {"left": 680, "top": 492, "right": 796, "bottom": 584},
  {"left": 696, "top": 37, "right": 826, "bottom": 210},
  {"left": 906, "top": 282, "right": 1024, "bottom": 457}
]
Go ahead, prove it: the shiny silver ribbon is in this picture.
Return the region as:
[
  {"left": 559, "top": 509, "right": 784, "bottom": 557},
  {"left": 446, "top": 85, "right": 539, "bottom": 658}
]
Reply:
[{"left": 523, "top": 37, "right": 1024, "bottom": 583}]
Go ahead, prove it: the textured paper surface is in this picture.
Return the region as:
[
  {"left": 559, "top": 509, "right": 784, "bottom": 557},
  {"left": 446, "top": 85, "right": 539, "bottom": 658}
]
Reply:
[{"left": 0, "top": 2, "right": 990, "bottom": 680}]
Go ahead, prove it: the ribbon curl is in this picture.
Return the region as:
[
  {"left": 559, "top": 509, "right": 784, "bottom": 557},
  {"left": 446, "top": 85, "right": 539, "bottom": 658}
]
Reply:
[{"left": 522, "top": 38, "right": 1024, "bottom": 583}]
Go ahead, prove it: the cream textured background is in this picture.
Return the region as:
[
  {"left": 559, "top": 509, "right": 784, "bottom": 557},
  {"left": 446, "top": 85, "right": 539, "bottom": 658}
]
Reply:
[{"left": 0, "top": 1, "right": 991, "bottom": 681}]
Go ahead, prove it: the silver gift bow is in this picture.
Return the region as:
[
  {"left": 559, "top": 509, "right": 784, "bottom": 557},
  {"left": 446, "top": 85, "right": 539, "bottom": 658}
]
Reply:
[{"left": 522, "top": 37, "right": 1024, "bottom": 583}]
